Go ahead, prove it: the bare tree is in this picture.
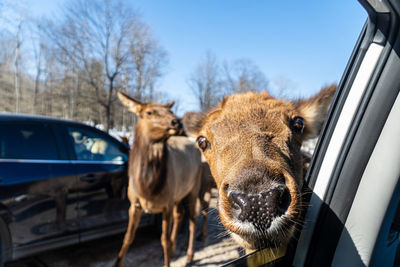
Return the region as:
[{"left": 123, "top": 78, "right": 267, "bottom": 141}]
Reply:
[
  {"left": 0, "top": 33, "right": 15, "bottom": 112},
  {"left": 189, "top": 53, "right": 270, "bottom": 112},
  {"left": 0, "top": 1, "right": 51, "bottom": 115},
  {"left": 271, "top": 74, "right": 298, "bottom": 98},
  {"left": 126, "top": 22, "right": 168, "bottom": 102},
  {"left": 189, "top": 51, "right": 222, "bottom": 112},
  {"left": 13, "top": 17, "right": 23, "bottom": 113},
  {"left": 38, "top": 0, "right": 166, "bottom": 131},
  {"left": 1, "top": 0, "right": 28, "bottom": 113},
  {"left": 223, "top": 58, "right": 269, "bottom": 94},
  {"left": 29, "top": 33, "right": 44, "bottom": 112}
]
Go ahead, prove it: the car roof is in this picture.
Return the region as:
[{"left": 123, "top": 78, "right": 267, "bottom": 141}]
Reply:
[
  {"left": 0, "top": 113, "right": 129, "bottom": 149},
  {"left": 0, "top": 113, "right": 91, "bottom": 127}
]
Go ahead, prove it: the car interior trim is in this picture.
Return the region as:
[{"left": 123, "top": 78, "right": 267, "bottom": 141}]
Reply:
[
  {"left": 367, "top": 0, "right": 390, "bottom": 12},
  {"left": 332, "top": 91, "right": 400, "bottom": 266}
]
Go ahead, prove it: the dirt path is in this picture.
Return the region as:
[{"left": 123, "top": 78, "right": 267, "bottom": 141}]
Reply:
[{"left": 6, "top": 190, "right": 243, "bottom": 267}]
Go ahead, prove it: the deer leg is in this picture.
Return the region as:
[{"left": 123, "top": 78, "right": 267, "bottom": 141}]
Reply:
[
  {"left": 115, "top": 201, "right": 142, "bottom": 267},
  {"left": 161, "top": 209, "right": 173, "bottom": 267},
  {"left": 198, "top": 190, "right": 211, "bottom": 241},
  {"left": 170, "top": 202, "right": 184, "bottom": 254},
  {"left": 186, "top": 195, "right": 201, "bottom": 265}
]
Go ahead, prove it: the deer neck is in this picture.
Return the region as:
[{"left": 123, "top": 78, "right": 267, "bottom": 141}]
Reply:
[{"left": 130, "top": 126, "right": 168, "bottom": 198}]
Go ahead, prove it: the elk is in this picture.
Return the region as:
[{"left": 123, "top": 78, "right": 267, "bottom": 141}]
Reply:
[
  {"left": 116, "top": 92, "right": 202, "bottom": 267},
  {"left": 189, "top": 84, "right": 337, "bottom": 251}
]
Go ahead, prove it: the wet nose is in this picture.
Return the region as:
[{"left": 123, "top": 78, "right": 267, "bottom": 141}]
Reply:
[
  {"left": 228, "top": 186, "right": 291, "bottom": 227},
  {"left": 172, "top": 119, "right": 182, "bottom": 129}
]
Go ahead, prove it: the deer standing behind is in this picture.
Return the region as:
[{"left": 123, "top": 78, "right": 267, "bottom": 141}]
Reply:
[
  {"left": 188, "top": 84, "right": 337, "bottom": 252},
  {"left": 182, "top": 112, "right": 217, "bottom": 240},
  {"left": 116, "top": 92, "right": 202, "bottom": 267}
]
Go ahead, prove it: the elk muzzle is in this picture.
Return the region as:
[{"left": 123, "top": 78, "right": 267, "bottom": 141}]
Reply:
[
  {"left": 215, "top": 164, "right": 300, "bottom": 249},
  {"left": 228, "top": 185, "right": 291, "bottom": 231},
  {"left": 167, "top": 118, "right": 183, "bottom": 135}
]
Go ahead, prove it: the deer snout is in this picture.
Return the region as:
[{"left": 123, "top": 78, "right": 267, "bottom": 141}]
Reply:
[{"left": 228, "top": 185, "right": 291, "bottom": 228}]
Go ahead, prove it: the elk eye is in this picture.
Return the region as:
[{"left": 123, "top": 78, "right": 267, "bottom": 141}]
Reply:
[
  {"left": 147, "top": 111, "right": 152, "bottom": 116},
  {"left": 196, "top": 136, "right": 210, "bottom": 151},
  {"left": 291, "top": 116, "right": 304, "bottom": 134}
]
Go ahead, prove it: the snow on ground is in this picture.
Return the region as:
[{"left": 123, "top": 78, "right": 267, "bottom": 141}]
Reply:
[{"left": 301, "top": 137, "right": 318, "bottom": 155}]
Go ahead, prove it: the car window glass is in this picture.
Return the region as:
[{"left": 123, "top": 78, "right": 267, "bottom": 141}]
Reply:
[
  {"left": 67, "top": 127, "right": 127, "bottom": 162},
  {"left": 0, "top": 123, "right": 58, "bottom": 160}
]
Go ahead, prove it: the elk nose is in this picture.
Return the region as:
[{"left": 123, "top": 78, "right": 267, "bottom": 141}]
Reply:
[
  {"left": 228, "top": 186, "right": 291, "bottom": 227},
  {"left": 171, "top": 119, "right": 182, "bottom": 129}
]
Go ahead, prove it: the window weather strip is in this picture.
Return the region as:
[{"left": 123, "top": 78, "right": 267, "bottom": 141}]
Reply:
[{"left": 293, "top": 42, "right": 384, "bottom": 266}]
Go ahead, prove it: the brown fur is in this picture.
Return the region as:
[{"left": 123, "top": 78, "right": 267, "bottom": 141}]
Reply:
[
  {"left": 116, "top": 92, "right": 202, "bottom": 267},
  {"left": 130, "top": 128, "right": 168, "bottom": 197},
  {"left": 182, "top": 111, "right": 207, "bottom": 137},
  {"left": 190, "top": 84, "right": 336, "bottom": 250},
  {"left": 119, "top": 135, "right": 130, "bottom": 146}
]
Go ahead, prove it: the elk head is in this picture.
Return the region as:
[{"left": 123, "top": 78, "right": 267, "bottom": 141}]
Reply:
[
  {"left": 194, "top": 84, "right": 337, "bottom": 250},
  {"left": 118, "top": 92, "right": 182, "bottom": 142}
]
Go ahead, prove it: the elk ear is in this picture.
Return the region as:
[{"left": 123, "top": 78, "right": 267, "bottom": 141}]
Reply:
[
  {"left": 219, "top": 95, "right": 229, "bottom": 108},
  {"left": 294, "top": 83, "right": 337, "bottom": 140},
  {"left": 182, "top": 112, "right": 206, "bottom": 138},
  {"left": 165, "top": 101, "right": 175, "bottom": 109},
  {"left": 118, "top": 92, "right": 143, "bottom": 114}
]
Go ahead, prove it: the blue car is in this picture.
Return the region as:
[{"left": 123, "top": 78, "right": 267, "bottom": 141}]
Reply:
[{"left": 0, "top": 114, "right": 151, "bottom": 266}]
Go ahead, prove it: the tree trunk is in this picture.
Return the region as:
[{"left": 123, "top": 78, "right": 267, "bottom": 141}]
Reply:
[
  {"left": 105, "top": 105, "right": 111, "bottom": 132},
  {"left": 14, "top": 48, "right": 20, "bottom": 113},
  {"left": 33, "top": 68, "right": 41, "bottom": 113}
]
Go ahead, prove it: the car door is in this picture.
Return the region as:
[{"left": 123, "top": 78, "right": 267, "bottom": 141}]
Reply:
[
  {"left": 0, "top": 121, "right": 80, "bottom": 252},
  {"left": 62, "top": 124, "right": 130, "bottom": 240}
]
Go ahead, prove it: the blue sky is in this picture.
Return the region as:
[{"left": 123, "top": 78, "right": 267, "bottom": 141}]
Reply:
[{"left": 27, "top": 0, "right": 366, "bottom": 115}]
